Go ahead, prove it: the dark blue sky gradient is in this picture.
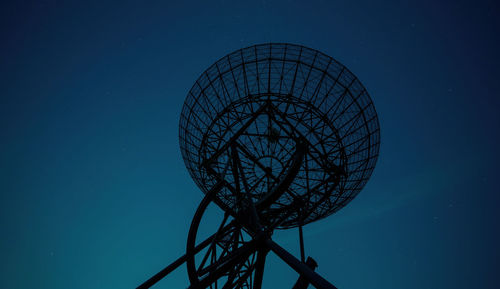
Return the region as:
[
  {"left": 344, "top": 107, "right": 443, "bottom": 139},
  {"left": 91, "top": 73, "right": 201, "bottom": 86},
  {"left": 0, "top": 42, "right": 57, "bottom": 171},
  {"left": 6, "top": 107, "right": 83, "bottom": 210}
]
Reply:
[{"left": 1, "top": 1, "right": 499, "bottom": 288}]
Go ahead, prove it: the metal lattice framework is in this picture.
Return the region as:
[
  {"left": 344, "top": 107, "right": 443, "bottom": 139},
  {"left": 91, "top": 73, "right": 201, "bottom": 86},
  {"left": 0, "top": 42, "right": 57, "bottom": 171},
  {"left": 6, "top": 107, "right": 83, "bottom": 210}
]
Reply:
[
  {"left": 179, "top": 43, "right": 380, "bottom": 228},
  {"left": 138, "top": 43, "right": 381, "bottom": 289}
]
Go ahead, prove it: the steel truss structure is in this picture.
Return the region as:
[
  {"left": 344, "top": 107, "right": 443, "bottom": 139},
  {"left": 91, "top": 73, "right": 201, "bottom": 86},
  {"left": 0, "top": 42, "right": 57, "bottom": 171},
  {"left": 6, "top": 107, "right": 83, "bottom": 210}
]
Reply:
[{"left": 138, "top": 43, "right": 380, "bottom": 289}]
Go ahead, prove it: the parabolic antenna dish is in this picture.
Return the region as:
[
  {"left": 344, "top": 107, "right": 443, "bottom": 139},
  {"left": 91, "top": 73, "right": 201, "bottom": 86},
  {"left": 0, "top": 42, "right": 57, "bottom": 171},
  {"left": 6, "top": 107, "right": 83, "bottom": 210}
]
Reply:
[{"left": 179, "top": 43, "right": 380, "bottom": 228}]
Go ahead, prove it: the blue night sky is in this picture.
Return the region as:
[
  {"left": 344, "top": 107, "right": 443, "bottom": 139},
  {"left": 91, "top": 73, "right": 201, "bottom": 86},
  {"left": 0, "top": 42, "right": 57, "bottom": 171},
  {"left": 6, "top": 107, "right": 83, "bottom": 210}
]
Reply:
[{"left": 1, "top": 1, "right": 499, "bottom": 288}]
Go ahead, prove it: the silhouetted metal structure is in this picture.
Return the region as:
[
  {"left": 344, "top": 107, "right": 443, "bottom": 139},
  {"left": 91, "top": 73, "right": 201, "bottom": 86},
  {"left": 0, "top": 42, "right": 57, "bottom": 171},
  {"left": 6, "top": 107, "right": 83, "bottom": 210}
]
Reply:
[{"left": 138, "top": 43, "right": 380, "bottom": 289}]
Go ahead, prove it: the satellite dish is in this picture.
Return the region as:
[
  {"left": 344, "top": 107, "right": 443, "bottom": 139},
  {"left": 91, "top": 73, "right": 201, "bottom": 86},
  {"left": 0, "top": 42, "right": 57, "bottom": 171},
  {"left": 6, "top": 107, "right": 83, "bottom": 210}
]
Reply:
[
  {"left": 179, "top": 43, "right": 380, "bottom": 228},
  {"left": 139, "top": 43, "right": 380, "bottom": 289}
]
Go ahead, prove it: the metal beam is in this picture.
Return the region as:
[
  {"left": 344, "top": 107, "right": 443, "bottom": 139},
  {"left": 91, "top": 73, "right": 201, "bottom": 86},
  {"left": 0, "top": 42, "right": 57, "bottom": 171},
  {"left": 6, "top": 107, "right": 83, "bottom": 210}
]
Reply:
[{"left": 265, "top": 239, "right": 338, "bottom": 289}]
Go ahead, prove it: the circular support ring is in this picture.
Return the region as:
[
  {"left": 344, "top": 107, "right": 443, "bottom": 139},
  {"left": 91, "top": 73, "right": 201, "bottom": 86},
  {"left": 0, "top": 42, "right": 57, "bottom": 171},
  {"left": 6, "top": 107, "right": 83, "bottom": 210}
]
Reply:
[{"left": 186, "top": 182, "right": 262, "bottom": 289}]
